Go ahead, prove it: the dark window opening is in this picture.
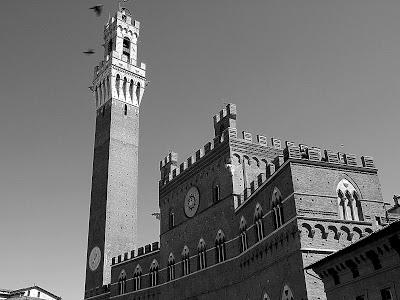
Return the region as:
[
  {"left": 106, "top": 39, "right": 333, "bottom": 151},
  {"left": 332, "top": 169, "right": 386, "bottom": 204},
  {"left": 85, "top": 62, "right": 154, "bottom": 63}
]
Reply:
[
  {"left": 107, "top": 39, "right": 113, "bottom": 55},
  {"left": 328, "top": 268, "right": 340, "bottom": 285},
  {"left": 366, "top": 250, "right": 382, "bottom": 270},
  {"left": 122, "top": 37, "right": 131, "bottom": 62},
  {"left": 124, "top": 104, "right": 127, "bottom": 115},
  {"left": 169, "top": 210, "right": 175, "bottom": 229},
  {"left": 345, "top": 259, "right": 359, "bottom": 278},
  {"left": 381, "top": 288, "right": 393, "bottom": 300},
  {"left": 213, "top": 185, "right": 220, "bottom": 202}
]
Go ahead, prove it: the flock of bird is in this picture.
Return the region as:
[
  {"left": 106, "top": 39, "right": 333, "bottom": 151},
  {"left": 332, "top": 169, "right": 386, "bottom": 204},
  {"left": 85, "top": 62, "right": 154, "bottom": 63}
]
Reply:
[{"left": 83, "top": 5, "right": 104, "bottom": 55}]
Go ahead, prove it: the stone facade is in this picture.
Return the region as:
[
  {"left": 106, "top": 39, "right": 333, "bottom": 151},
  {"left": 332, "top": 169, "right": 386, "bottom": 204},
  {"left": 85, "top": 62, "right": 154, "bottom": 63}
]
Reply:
[{"left": 84, "top": 100, "right": 391, "bottom": 300}]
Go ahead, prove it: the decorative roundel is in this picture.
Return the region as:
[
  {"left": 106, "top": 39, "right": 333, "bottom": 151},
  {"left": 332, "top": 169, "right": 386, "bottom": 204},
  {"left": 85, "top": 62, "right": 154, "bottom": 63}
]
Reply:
[
  {"left": 184, "top": 186, "right": 200, "bottom": 218},
  {"left": 89, "top": 246, "right": 101, "bottom": 271}
]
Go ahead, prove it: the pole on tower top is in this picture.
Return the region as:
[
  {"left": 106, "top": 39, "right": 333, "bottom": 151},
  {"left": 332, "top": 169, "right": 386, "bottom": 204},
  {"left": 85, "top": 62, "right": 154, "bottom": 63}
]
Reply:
[{"left": 118, "top": 0, "right": 130, "bottom": 10}]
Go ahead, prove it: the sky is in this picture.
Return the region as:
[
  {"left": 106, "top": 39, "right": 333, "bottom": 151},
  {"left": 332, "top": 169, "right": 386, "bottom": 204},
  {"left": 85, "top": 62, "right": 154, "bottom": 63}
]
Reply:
[{"left": 0, "top": 0, "right": 399, "bottom": 299}]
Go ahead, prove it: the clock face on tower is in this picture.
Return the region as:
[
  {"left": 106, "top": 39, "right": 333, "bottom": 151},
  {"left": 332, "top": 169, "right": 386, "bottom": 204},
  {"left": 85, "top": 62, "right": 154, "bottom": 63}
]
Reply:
[
  {"left": 89, "top": 246, "right": 101, "bottom": 271},
  {"left": 184, "top": 186, "right": 200, "bottom": 218}
]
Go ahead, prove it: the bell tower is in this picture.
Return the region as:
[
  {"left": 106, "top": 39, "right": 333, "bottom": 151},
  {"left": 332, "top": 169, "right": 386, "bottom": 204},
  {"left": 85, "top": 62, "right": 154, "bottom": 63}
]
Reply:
[{"left": 84, "top": 6, "right": 146, "bottom": 294}]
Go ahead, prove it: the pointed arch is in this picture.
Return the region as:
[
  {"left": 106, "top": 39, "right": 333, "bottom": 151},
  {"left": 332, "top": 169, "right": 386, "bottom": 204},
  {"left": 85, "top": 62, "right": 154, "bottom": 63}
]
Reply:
[
  {"left": 168, "top": 252, "right": 175, "bottom": 264},
  {"left": 336, "top": 179, "right": 363, "bottom": 221},
  {"left": 133, "top": 264, "right": 142, "bottom": 291},
  {"left": 129, "top": 79, "right": 134, "bottom": 103},
  {"left": 215, "top": 229, "right": 226, "bottom": 263},
  {"left": 281, "top": 284, "right": 294, "bottom": 300},
  {"left": 169, "top": 208, "right": 175, "bottom": 229},
  {"left": 115, "top": 74, "right": 121, "bottom": 98},
  {"left": 261, "top": 159, "right": 268, "bottom": 174},
  {"left": 198, "top": 238, "right": 207, "bottom": 270},
  {"left": 136, "top": 81, "right": 141, "bottom": 104},
  {"left": 240, "top": 216, "right": 247, "bottom": 231},
  {"left": 239, "top": 216, "right": 248, "bottom": 252},
  {"left": 252, "top": 156, "right": 260, "bottom": 167},
  {"left": 122, "top": 37, "right": 131, "bottom": 62},
  {"left": 198, "top": 238, "right": 206, "bottom": 251},
  {"left": 167, "top": 253, "right": 175, "bottom": 281},
  {"left": 271, "top": 187, "right": 284, "bottom": 229},
  {"left": 123, "top": 77, "right": 127, "bottom": 100},
  {"left": 232, "top": 153, "right": 241, "bottom": 165},
  {"left": 149, "top": 259, "right": 159, "bottom": 286},
  {"left": 254, "top": 203, "right": 264, "bottom": 242},
  {"left": 216, "top": 229, "right": 225, "bottom": 242},
  {"left": 263, "top": 292, "right": 271, "bottom": 300},
  {"left": 182, "top": 245, "right": 190, "bottom": 276},
  {"left": 117, "top": 269, "right": 127, "bottom": 295}
]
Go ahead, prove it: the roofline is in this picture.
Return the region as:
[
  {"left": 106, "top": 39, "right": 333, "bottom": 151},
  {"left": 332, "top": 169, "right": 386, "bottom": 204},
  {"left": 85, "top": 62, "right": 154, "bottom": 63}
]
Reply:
[
  {"left": 306, "top": 219, "right": 400, "bottom": 270},
  {"left": 11, "top": 285, "right": 61, "bottom": 300}
]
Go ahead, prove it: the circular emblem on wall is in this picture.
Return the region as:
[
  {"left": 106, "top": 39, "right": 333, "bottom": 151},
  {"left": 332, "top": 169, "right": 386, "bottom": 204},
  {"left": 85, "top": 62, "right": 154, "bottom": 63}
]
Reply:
[
  {"left": 89, "top": 246, "right": 101, "bottom": 271},
  {"left": 184, "top": 186, "right": 200, "bottom": 218}
]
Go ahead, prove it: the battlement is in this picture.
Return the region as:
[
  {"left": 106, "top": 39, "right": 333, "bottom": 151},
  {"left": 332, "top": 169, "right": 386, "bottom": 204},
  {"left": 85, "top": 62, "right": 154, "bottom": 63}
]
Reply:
[
  {"left": 159, "top": 103, "right": 376, "bottom": 191},
  {"left": 159, "top": 132, "right": 231, "bottom": 187},
  {"left": 111, "top": 242, "right": 160, "bottom": 266},
  {"left": 213, "top": 103, "right": 237, "bottom": 125},
  {"left": 104, "top": 10, "right": 141, "bottom": 30},
  {"left": 236, "top": 141, "right": 376, "bottom": 209},
  {"left": 213, "top": 103, "right": 237, "bottom": 137}
]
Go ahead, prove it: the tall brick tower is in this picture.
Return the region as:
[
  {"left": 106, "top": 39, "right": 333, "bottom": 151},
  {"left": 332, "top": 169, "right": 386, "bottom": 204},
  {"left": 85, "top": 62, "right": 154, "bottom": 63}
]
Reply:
[{"left": 84, "top": 5, "right": 146, "bottom": 294}]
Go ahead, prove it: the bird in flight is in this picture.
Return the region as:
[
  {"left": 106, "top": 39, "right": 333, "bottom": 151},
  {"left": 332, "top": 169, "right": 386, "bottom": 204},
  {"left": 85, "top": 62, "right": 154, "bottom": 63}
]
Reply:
[
  {"left": 83, "top": 49, "right": 95, "bottom": 55},
  {"left": 89, "top": 5, "right": 104, "bottom": 17}
]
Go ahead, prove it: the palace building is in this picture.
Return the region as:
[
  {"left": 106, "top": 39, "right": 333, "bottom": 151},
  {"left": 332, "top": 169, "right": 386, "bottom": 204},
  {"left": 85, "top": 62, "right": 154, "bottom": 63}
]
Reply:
[{"left": 84, "top": 5, "right": 399, "bottom": 300}]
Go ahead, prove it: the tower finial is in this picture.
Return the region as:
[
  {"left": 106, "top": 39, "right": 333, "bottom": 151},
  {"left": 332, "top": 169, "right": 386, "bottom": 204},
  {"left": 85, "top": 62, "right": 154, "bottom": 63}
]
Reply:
[{"left": 119, "top": 0, "right": 130, "bottom": 10}]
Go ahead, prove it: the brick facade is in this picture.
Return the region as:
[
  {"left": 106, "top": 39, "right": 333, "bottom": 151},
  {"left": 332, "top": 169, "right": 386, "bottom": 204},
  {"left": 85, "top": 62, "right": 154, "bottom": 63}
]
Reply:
[{"left": 84, "top": 8, "right": 394, "bottom": 300}]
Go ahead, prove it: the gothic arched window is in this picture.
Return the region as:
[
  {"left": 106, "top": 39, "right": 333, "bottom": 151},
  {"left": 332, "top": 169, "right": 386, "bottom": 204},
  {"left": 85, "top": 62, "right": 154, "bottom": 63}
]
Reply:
[
  {"left": 117, "top": 270, "right": 127, "bottom": 295},
  {"left": 272, "top": 187, "right": 284, "bottom": 229},
  {"left": 115, "top": 74, "right": 121, "bottom": 98},
  {"left": 281, "top": 284, "right": 294, "bottom": 300},
  {"left": 129, "top": 79, "right": 134, "bottom": 103},
  {"left": 198, "top": 238, "right": 207, "bottom": 270},
  {"left": 122, "top": 77, "right": 127, "bottom": 100},
  {"left": 149, "top": 259, "right": 159, "bottom": 287},
  {"left": 263, "top": 292, "right": 271, "bottom": 300},
  {"left": 133, "top": 264, "right": 142, "bottom": 291},
  {"left": 122, "top": 37, "right": 131, "bottom": 62},
  {"left": 239, "top": 216, "right": 248, "bottom": 252},
  {"left": 254, "top": 203, "right": 264, "bottom": 242},
  {"left": 182, "top": 246, "right": 190, "bottom": 276},
  {"left": 136, "top": 81, "right": 141, "bottom": 103},
  {"left": 215, "top": 230, "right": 226, "bottom": 263},
  {"left": 169, "top": 209, "right": 175, "bottom": 229},
  {"left": 337, "top": 179, "right": 363, "bottom": 221},
  {"left": 167, "top": 253, "right": 175, "bottom": 281},
  {"left": 214, "top": 184, "right": 220, "bottom": 202}
]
